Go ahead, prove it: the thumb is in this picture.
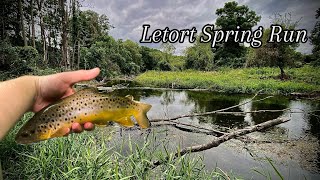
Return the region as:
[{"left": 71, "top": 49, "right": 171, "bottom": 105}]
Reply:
[{"left": 59, "top": 68, "right": 100, "bottom": 85}]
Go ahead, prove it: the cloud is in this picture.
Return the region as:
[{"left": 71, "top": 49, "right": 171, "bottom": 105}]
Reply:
[{"left": 81, "top": 0, "right": 320, "bottom": 54}]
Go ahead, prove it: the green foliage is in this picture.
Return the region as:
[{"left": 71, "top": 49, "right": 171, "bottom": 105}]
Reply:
[
  {"left": 214, "top": 1, "right": 261, "bottom": 64},
  {"left": 184, "top": 39, "right": 214, "bottom": 70},
  {"left": 140, "top": 46, "right": 159, "bottom": 71},
  {"left": 136, "top": 66, "right": 320, "bottom": 94},
  {"left": 216, "top": 1, "right": 261, "bottom": 30},
  {"left": 123, "top": 40, "right": 143, "bottom": 67},
  {"left": 80, "top": 36, "right": 120, "bottom": 78},
  {"left": 160, "top": 43, "right": 176, "bottom": 62},
  {"left": 78, "top": 10, "right": 111, "bottom": 46},
  {"left": 0, "top": 42, "right": 40, "bottom": 79},
  {"left": 217, "top": 56, "right": 246, "bottom": 68},
  {"left": 158, "top": 60, "right": 172, "bottom": 71},
  {"left": 311, "top": 52, "right": 320, "bottom": 66},
  {"left": 0, "top": 42, "right": 19, "bottom": 71},
  {"left": 168, "top": 55, "right": 185, "bottom": 70},
  {"left": 0, "top": 0, "right": 25, "bottom": 46},
  {"left": 245, "top": 14, "right": 302, "bottom": 78},
  {"left": 310, "top": 8, "right": 320, "bottom": 66},
  {"left": 79, "top": 36, "right": 163, "bottom": 78},
  {"left": 215, "top": 45, "right": 247, "bottom": 61},
  {"left": 15, "top": 46, "right": 39, "bottom": 67}
]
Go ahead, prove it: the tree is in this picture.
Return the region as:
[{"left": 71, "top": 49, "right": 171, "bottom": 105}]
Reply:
[
  {"left": 78, "top": 10, "right": 111, "bottom": 47},
  {"left": 0, "top": 0, "right": 28, "bottom": 45},
  {"left": 122, "top": 40, "right": 142, "bottom": 68},
  {"left": 69, "top": 0, "right": 80, "bottom": 69},
  {"left": 35, "top": 0, "right": 48, "bottom": 63},
  {"left": 59, "top": 0, "right": 69, "bottom": 68},
  {"left": 185, "top": 36, "right": 214, "bottom": 70},
  {"left": 246, "top": 13, "right": 301, "bottom": 79},
  {"left": 43, "top": 0, "right": 61, "bottom": 66},
  {"left": 160, "top": 43, "right": 175, "bottom": 61},
  {"left": 29, "top": 0, "right": 36, "bottom": 47},
  {"left": 0, "top": 0, "right": 166, "bottom": 77},
  {"left": 140, "top": 46, "right": 158, "bottom": 71},
  {"left": 18, "top": 0, "right": 27, "bottom": 46},
  {"left": 214, "top": 1, "right": 261, "bottom": 64},
  {"left": 310, "top": 8, "right": 320, "bottom": 66}
]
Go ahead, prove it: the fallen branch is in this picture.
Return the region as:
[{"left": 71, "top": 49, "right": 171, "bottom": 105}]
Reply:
[
  {"left": 150, "top": 94, "right": 273, "bottom": 122},
  {"left": 150, "top": 116, "right": 290, "bottom": 168},
  {"left": 152, "top": 121, "right": 225, "bottom": 136},
  {"left": 154, "top": 120, "right": 226, "bottom": 135}
]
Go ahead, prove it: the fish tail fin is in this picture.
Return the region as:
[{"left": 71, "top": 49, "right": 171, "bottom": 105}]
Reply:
[{"left": 136, "top": 102, "right": 152, "bottom": 128}]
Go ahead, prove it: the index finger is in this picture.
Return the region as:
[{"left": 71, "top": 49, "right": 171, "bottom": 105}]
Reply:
[{"left": 59, "top": 68, "right": 100, "bottom": 85}]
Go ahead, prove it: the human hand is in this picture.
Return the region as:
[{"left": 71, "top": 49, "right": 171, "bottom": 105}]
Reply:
[{"left": 32, "top": 68, "right": 100, "bottom": 134}]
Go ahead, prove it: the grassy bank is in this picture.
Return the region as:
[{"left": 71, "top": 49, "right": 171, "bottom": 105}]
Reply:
[
  {"left": 0, "top": 113, "right": 227, "bottom": 179},
  {"left": 135, "top": 66, "right": 320, "bottom": 94}
]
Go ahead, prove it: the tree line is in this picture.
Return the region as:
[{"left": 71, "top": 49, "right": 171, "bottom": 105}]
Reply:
[
  {"left": 185, "top": 2, "right": 320, "bottom": 79},
  {"left": 0, "top": 1, "right": 319, "bottom": 80},
  {"left": 0, "top": 0, "right": 178, "bottom": 80}
]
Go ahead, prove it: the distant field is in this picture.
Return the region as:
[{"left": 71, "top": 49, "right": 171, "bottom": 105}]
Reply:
[{"left": 135, "top": 66, "right": 320, "bottom": 94}]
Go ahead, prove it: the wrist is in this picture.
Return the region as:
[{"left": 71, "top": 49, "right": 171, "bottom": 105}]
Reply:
[{"left": 19, "top": 75, "right": 40, "bottom": 111}]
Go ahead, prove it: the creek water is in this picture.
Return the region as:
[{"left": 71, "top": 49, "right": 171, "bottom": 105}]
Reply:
[{"left": 106, "top": 86, "right": 320, "bottom": 179}]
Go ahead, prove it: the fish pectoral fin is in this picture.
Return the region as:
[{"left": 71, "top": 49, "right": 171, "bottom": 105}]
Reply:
[
  {"left": 115, "top": 116, "right": 134, "bottom": 127},
  {"left": 51, "top": 127, "right": 70, "bottom": 138}
]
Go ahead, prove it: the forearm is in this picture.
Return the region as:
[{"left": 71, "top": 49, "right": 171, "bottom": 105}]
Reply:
[{"left": 0, "top": 76, "right": 38, "bottom": 139}]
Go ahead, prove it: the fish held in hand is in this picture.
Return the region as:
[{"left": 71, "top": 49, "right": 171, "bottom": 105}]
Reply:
[{"left": 15, "top": 88, "right": 152, "bottom": 144}]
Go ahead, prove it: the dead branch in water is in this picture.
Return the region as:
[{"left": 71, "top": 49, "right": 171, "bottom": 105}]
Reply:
[
  {"left": 150, "top": 94, "right": 274, "bottom": 122},
  {"left": 150, "top": 117, "right": 290, "bottom": 169},
  {"left": 152, "top": 121, "right": 226, "bottom": 136},
  {"left": 153, "top": 120, "right": 227, "bottom": 135}
]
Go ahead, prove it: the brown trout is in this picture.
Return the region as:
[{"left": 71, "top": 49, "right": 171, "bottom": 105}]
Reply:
[{"left": 15, "top": 88, "right": 152, "bottom": 144}]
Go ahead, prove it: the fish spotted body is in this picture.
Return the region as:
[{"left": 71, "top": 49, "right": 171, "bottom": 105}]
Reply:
[{"left": 15, "top": 88, "right": 152, "bottom": 144}]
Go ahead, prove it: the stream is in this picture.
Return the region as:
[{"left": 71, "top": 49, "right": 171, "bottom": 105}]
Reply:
[{"left": 103, "top": 85, "right": 320, "bottom": 179}]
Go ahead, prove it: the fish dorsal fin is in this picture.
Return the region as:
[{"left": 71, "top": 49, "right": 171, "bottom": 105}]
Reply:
[{"left": 125, "top": 95, "right": 134, "bottom": 101}]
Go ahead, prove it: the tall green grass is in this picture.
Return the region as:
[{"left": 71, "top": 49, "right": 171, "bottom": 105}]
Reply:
[
  {"left": 0, "top": 114, "right": 291, "bottom": 179},
  {"left": 135, "top": 66, "right": 320, "bottom": 94},
  {"left": 0, "top": 113, "right": 232, "bottom": 179}
]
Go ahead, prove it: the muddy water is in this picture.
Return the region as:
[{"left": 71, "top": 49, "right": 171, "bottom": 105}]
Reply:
[{"left": 108, "top": 88, "right": 320, "bottom": 179}]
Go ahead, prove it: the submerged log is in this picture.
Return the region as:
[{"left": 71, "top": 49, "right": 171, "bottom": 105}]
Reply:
[{"left": 151, "top": 117, "right": 290, "bottom": 168}]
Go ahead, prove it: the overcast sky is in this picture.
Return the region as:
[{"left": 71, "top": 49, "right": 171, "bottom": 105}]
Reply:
[{"left": 81, "top": 0, "right": 320, "bottom": 55}]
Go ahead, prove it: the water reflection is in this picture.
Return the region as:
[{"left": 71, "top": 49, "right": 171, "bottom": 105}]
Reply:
[
  {"left": 109, "top": 88, "right": 319, "bottom": 140},
  {"left": 108, "top": 88, "right": 320, "bottom": 178}
]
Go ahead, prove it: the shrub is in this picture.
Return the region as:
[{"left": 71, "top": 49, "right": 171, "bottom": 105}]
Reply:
[
  {"left": 15, "top": 46, "right": 39, "bottom": 67},
  {"left": 217, "top": 57, "right": 246, "bottom": 68},
  {"left": 0, "top": 42, "right": 19, "bottom": 71},
  {"left": 158, "top": 60, "right": 172, "bottom": 71}
]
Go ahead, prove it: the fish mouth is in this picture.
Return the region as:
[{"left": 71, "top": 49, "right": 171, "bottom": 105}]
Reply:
[
  {"left": 15, "top": 132, "right": 41, "bottom": 145},
  {"left": 15, "top": 137, "right": 34, "bottom": 145}
]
